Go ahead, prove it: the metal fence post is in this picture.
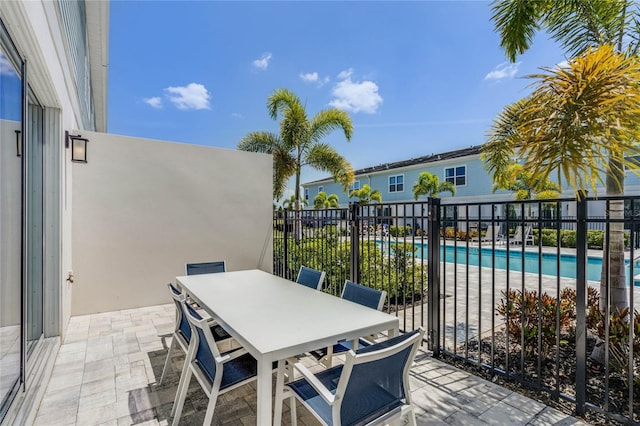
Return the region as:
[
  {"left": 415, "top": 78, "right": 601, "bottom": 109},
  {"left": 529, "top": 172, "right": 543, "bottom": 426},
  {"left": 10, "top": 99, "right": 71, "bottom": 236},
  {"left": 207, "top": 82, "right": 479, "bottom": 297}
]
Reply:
[
  {"left": 349, "top": 203, "right": 360, "bottom": 283},
  {"left": 575, "top": 194, "right": 587, "bottom": 416},
  {"left": 427, "top": 197, "right": 441, "bottom": 356},
  {"left": 283, "top": 208, "right": 289, "bottom": 280}
]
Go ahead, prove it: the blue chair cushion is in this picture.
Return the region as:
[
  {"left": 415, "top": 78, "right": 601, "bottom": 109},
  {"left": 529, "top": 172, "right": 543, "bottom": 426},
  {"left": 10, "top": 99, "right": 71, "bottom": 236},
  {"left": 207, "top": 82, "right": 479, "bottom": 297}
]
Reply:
[
  {"left": 287, "top": 365, "right": 404, "bottom": 426},
  {"left": 342, "top": 281, "right": 383, "bottom": 310},
  {"left": 310, "top": 338, "right": 373, "bottom": 361},
  {"left": 186, "top": 261, "right": 225, "bottom": 275},
  {"left": 297, "top": 267, "right": 323, "bottom": 290}
]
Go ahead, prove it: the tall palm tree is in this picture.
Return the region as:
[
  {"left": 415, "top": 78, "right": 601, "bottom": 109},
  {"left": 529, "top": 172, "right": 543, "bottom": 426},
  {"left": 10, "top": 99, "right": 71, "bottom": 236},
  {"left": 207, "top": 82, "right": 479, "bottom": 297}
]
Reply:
[
  {"left": 484, "top": 45, "right": 640, "bottom": 310},
  {"left": 238, "top": 88, "right": 354, "bottom": 212},
  {"left": 488, "top": 0, "right": 640, "bottom": 311},
  {"left": 314, "top": 191, "right": 339, "bottom": 209},
  {"left": 412, "top": 172, "right": 456, "bottom": 200},
  {"left": 349, "top": 184, "right": 382, "bottom": 205}
]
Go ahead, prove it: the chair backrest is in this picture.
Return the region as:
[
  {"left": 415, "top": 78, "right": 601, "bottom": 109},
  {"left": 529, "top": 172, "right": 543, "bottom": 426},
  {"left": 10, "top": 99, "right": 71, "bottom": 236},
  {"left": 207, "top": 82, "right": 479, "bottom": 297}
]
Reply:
[
  {"left": 168, "top": 283, "right": 192, "bottom": 343},
  {"left": 334, "top": 328, "right": 425, "bottom": 425},
  {"left": 183, "top": 301, "right": 221, "bottom": 386},
  {"left": 296, "top": 266, "right": 326, "bottom": 290},
  {"left": 485, "top": 225, "right": 497, "bottom": 239},
  {"left": 341, "top": 280, "right": 386, "bottom": 311},
  {"left": 512, "top": 225, "right": 523, "bottom": 241},
  {"left": 185, "top": 261, "right": 226, "bottom": 275}
]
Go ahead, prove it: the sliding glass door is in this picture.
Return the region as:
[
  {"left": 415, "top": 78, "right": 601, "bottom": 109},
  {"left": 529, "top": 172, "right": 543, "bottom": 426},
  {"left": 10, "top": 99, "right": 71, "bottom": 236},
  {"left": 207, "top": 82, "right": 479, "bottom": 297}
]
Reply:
[{"left": 0, "top": 27, "right": 23, "bottom": 419}]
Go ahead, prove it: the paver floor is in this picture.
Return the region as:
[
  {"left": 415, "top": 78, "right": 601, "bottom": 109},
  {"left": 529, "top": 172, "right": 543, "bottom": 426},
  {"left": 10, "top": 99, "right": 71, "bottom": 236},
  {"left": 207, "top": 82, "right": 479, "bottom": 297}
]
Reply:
[{"left": 33, "top": 304, "right": 589, "bottom": 425}]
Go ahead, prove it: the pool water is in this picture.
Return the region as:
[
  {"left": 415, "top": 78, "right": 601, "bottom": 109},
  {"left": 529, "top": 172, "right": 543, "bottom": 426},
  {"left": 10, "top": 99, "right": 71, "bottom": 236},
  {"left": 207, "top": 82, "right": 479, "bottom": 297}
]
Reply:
[{"left": 377, "top": 241, "right": 640, "bottom": 285}]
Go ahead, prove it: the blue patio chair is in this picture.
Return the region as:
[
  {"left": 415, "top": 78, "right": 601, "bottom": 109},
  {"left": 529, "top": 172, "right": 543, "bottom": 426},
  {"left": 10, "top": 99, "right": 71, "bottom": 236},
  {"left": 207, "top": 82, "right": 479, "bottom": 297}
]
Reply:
[
  {"left": 171, "top": 301, "right": 262, "bottom": 425},
  {"left": 311, "top": 280, "right": 387, "bottom": 367},
  {"left": 296, "top": 266, "right": 326, "bottom": 290},
  {"left": 185, "top": 260, "right": 226, "bottom": 275},
  {"left": 274, "top": 328, "right": 425, "bottom": 426},
  {"left": 159, "top": 283, "right": 232, "bottom": 385}
]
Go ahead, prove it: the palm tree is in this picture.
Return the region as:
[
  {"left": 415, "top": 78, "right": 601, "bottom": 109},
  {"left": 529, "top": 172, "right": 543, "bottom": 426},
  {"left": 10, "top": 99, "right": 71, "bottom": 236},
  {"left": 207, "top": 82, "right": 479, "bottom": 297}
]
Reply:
[
  {"left": 314, "top": 191, "right": 339, "bottom": 209},
  {"left": 488, "top": 1, "right": 640, "bottom": 311},
  {"left": 493, "top": 163, "right": 561, "bottom": 218},
  {"left": 412, "top": 172, "right": 456, "bottom": 200},
  {"left": 238, "top": 88, "right": 354, "bottom": 212},
  {"left": 484, "top": 45, "right": 640, "bottom": 311},
  {"left": 349, "top": 184, "right": 382, "bottom": 205}
]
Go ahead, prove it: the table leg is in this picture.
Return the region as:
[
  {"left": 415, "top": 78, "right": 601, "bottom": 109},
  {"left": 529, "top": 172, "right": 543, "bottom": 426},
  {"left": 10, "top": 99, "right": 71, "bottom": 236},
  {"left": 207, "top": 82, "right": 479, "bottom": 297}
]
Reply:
[{"left": 256, "top": 358, "right": 272, "bottom": 426}]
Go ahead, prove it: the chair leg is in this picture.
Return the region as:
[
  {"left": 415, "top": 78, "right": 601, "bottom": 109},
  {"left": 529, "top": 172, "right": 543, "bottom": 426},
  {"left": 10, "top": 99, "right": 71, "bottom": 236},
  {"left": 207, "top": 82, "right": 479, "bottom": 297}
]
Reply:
[
  {"left": 159, "top": 335, "right": 176, "bottom": 385},
  {"left": 273, "top": 360, "right": 287, "bottom": 426},
  {"left": 322, "top": 346, "right": 334, "bottom": 369},
  {"left": 171, "top": 367, "right": 192, "bottom": 425},
  {"left": 290, "top": 395, "right": 297, "bottom": 426},
  {"left": 202, "top": 391, "right": 219, "bottom": 425}
]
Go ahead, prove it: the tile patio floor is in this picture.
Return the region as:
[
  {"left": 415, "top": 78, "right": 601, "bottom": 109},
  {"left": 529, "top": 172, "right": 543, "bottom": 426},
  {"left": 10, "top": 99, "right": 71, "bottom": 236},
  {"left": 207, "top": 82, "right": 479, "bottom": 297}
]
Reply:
[{"left": 33, "top": 304, "right": 590, "bottom": 426}]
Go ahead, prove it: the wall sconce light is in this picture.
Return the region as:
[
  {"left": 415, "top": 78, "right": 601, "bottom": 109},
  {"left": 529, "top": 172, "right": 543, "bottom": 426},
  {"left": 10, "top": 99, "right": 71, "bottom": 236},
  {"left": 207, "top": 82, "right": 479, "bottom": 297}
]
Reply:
[{"left": 65, "top": 131, "right": 89, "bottom": 163}]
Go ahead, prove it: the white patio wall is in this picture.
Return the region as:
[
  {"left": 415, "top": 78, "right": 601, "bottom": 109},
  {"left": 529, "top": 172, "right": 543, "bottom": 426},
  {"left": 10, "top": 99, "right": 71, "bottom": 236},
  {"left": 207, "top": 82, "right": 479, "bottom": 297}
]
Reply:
[{"left": 71, "top": 131, "right": 273, "bottom": 315}]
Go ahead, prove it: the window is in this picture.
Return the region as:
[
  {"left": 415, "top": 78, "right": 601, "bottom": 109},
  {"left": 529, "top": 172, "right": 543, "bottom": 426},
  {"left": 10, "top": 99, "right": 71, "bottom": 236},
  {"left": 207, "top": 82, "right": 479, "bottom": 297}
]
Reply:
[
  {"left": 445, "top": 166, "right": 466, "bottom": 186},
  {"left": 350, "top": 181, "right": 360, "bottom": 191},
  {"left": 304, "top": 188, "right": 309, "bottom": 200},
  {"left": 318, "top": 186, "right": 324, "bottom": 193},
  {"left": 389, "top": 175, "right": 404, "bottom": 192}
]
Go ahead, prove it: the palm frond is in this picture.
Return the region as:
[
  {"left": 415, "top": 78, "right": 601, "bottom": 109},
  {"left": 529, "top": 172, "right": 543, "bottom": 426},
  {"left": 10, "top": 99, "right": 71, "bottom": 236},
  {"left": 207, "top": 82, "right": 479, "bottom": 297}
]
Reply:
[
  {"left": 491, "top": 0, "right": 547, "bottom": 62},
  {"left": 309, "top": 109, "right": 354, "bottom": 144},
  {"left": 237, "top": 131, "right": 282, "bottom": 153},
  {"left": 304, "top": 143, "right": 354, "bottom": 192}
]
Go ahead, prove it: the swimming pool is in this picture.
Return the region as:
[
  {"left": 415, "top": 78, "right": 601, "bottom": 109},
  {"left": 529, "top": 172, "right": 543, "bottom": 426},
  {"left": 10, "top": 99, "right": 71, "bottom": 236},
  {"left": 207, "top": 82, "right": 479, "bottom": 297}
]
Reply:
[{"left": 377, "top": 241, "right": 640, "bottom": 285}]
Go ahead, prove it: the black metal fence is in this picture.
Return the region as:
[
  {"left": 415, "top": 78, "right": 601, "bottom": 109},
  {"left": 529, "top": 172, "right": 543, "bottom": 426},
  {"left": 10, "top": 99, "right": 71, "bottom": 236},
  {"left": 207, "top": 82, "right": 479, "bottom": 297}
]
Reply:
[{"left": 273, "top": 196, "right": 639, "bottom": 424}]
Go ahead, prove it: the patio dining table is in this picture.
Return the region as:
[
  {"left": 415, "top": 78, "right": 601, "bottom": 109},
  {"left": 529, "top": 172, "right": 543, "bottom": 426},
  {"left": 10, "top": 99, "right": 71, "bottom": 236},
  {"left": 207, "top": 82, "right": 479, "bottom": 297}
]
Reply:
[{"left": 176, "top": 269, "right": 400, "bottom": 425}]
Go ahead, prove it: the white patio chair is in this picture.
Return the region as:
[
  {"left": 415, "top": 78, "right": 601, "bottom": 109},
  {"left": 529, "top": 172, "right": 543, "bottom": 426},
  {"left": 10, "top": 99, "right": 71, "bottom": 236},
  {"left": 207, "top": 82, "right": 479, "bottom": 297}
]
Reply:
[
  {"left": 185, "top": 260, "right": 226, "bottom": 275},
  {"left": 274, "top": 328, "right": 425, "bottom": 426},
  {"left": 159, "top": 284, "right": 232, "bottom": 385},
  {"left": 171, "top": 300, "right": 267, "bottom": 425},
  {"left": 310, "top": 280, "right": 387, "bottom": 368}
]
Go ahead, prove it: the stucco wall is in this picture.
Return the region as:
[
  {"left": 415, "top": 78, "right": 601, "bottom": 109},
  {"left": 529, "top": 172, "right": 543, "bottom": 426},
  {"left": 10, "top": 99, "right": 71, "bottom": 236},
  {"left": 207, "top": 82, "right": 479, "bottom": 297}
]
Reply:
[{"left": 71, "top": 132, "right": 273, "bottom": 315}]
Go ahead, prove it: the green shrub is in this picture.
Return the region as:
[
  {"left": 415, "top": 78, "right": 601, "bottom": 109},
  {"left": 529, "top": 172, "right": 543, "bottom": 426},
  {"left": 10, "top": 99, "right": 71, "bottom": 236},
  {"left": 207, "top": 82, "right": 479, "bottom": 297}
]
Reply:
[
  {"left": 532, "top": 228, "right": 558, "bottom": 246},
  {"left": 560, "top": 230, "right": 577, "bottom": 248},
  {"left": 389, "top": 225, "right": 411, "bottom": 237}
]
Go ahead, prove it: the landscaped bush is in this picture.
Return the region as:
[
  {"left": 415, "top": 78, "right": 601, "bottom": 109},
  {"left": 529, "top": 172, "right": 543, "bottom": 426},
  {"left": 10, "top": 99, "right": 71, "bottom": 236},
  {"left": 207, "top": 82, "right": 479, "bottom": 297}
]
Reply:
[
  {"left": 274, "top": 236, "right": 427, "bottom": 306},
  {"left": 532, "top": 228, "right": 558, "bottom": 246},
  {"left": 596, "top": 307, "right": 640, "bottom": 386},
  {"left": 389, "top": 225, "right": 411, "bottom": 237},
  {"left": 561, "top": 230, "right": 577, "bottom": 247},
  {"left": 497, "top": 287, "right": 600, "bottom": 358}
]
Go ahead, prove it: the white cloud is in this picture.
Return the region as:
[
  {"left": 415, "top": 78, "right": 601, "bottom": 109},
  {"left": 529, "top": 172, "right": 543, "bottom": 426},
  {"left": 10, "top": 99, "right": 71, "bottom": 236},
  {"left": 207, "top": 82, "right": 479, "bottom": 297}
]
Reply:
[
  {"left": 555, "top": 59, "right": 570, "bottom": 70},
  {"left": 252, "top": 52, "right": 272, "bottom": 70},
  {"left": 231, "top": 112, "right": 244, "bottom": 119},
  {"left": 329, "top": 69, "right": 383, "bottom": 114},
  {"left": 300, "top": 72, "right": 319, "bottom": 82},
  {"left": 337, "top": 68, "right": 353, "bottom": 79},
  {"left": 0, "top": 53, "right": 16, "bottom": 76},
  {"left": 299, "top": 71, "right": 330, "bottom": 87},
  {"left": 143, "top": 96, "right": 163, "bottom": 109},
  {"left": 164, "top": 83, "right": 211, "bottom": 110},
  {"left": 484, "top": 62, "right": 520, "bottom": 80}
]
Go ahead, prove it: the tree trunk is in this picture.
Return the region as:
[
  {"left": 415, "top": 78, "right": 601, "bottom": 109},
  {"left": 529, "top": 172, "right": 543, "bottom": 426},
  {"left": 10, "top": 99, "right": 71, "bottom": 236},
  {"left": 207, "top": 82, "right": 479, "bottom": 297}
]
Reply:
[{"left": 600, "top": 153, "right": 629, "bottom": 312}]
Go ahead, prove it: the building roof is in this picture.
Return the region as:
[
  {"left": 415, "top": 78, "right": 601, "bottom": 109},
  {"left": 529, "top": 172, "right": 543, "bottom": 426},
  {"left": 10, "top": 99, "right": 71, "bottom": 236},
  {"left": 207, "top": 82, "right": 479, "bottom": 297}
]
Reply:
[{"left": 305, "top": 144, "right": 483, "bottom": 185}]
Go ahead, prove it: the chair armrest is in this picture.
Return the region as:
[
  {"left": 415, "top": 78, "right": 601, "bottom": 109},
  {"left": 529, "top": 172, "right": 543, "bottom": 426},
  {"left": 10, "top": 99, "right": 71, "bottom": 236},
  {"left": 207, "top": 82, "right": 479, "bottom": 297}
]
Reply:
[
  {"left": 217, "top": 348, "right": 249, "bottom": 363},
  {"left": 292, "top": 362, "right": 335, "bottom": 404}
]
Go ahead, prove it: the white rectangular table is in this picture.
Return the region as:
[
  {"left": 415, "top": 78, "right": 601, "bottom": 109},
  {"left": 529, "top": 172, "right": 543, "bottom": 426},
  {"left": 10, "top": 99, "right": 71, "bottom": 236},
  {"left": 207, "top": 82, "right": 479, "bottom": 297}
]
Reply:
[{"left": 176, "top": 269, "right": 399, "bottom": 425}]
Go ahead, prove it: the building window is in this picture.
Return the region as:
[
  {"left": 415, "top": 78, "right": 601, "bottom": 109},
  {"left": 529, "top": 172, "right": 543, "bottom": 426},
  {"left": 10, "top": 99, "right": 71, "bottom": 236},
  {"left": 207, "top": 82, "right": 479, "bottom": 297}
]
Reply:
[
  {"left": 389, "top": 175, "right": 404, "bottom": 192},
  {"left": 350, "top": 181, "right": 360, "bottom": 191},
  {"left": 304, "top": 188, "right": 309, "bottom": 200},
  {"left": 445, "top": 166, "right": 466, "bottom": 186},
  {"left": 318, "top": 186, "right": 324, "bottom": 193}
]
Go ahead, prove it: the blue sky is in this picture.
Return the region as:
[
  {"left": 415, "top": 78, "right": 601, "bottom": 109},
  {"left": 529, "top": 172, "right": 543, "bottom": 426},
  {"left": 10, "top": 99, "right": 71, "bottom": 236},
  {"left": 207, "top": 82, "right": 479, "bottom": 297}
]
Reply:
[{"left": 108, "top": 1, "right": 566, "bottom": 198}]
